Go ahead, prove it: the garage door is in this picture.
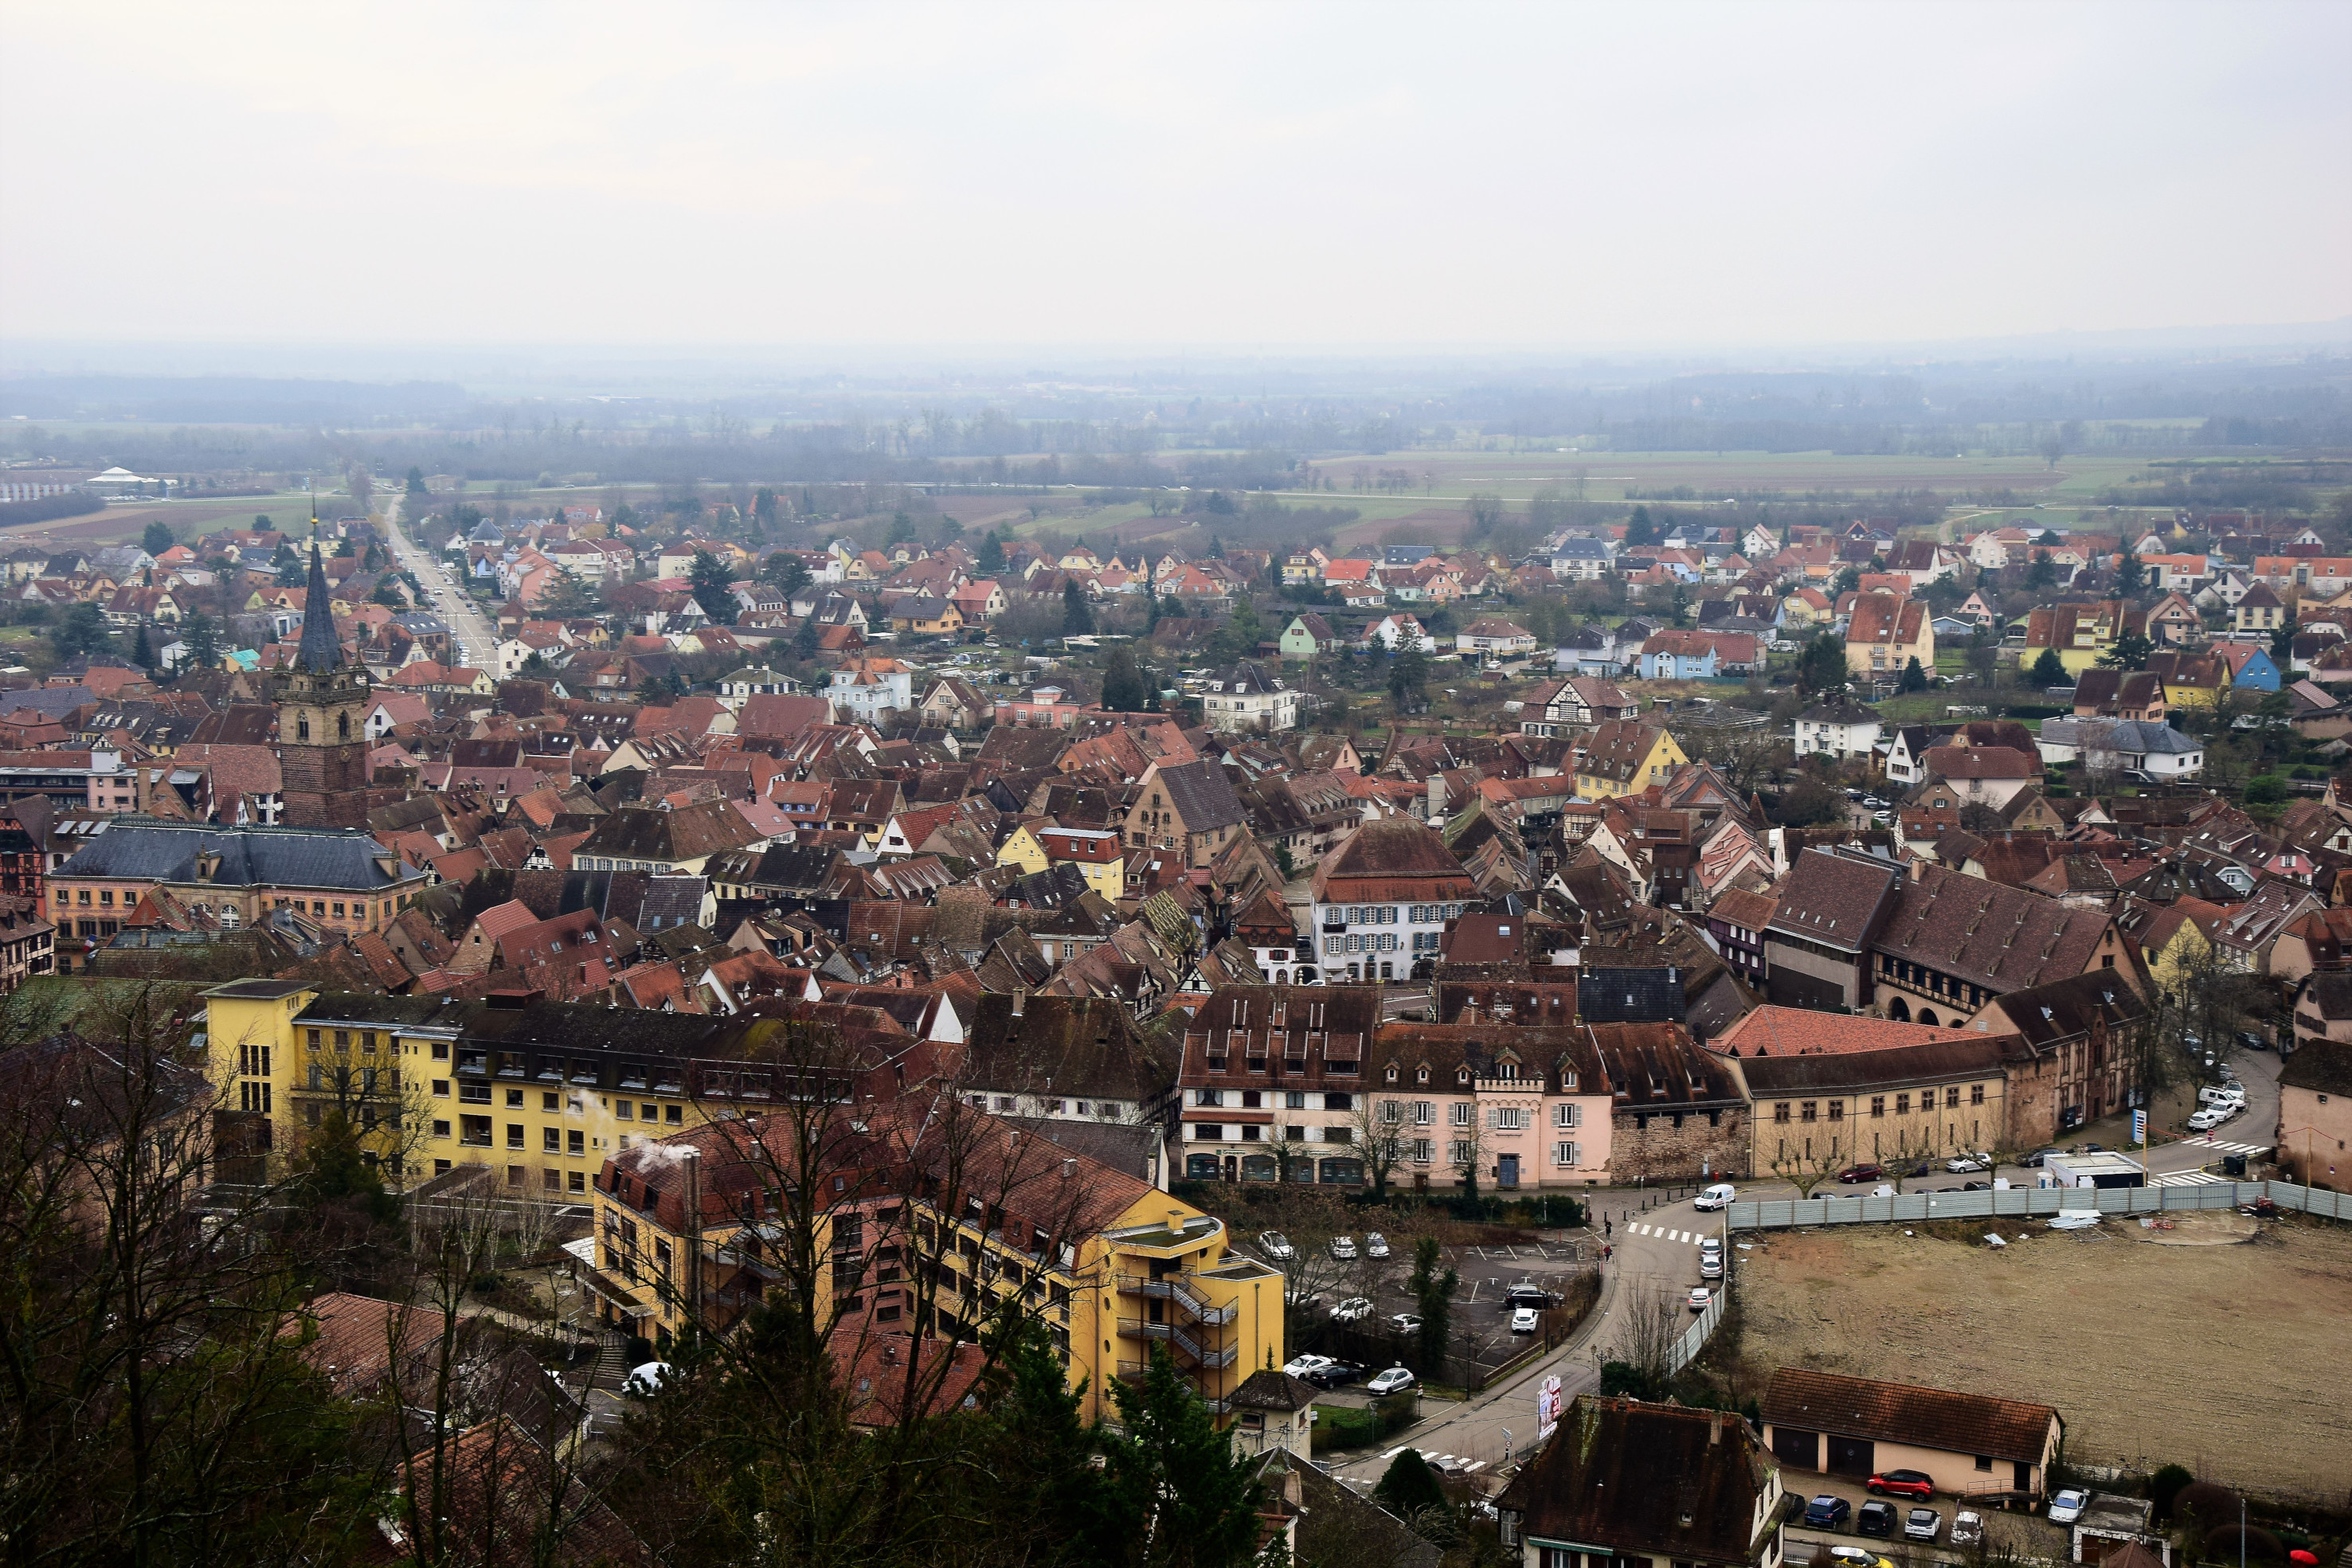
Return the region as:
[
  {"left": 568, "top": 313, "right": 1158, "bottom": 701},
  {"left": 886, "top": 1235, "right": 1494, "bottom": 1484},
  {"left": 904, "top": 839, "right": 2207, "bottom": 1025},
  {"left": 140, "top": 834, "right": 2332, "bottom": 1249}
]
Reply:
[
  {"left": 1772, "top": 1427, "right": 1820, "bottom": 1469},
  {"left": 1827, "top": 1435, "right": 1874, "bottom": 1478}
]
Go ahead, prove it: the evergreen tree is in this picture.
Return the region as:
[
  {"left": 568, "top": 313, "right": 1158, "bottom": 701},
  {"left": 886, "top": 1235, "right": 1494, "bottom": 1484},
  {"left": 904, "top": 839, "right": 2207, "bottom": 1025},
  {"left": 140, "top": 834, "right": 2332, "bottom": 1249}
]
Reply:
[
  {"left": 539, "top": 565, "right": 599, "bottom": 620},
  {"left": 130, "top": 621, "right": 154, "bottom": 670},
  {"left": 2026, "top": 549, "right": 2059, "bottom": 591},
  {"left": 2272, "top": 613, "right": 2298, "bottom": 661},
  {"left": 2098, "top": 631, "right": 2151, "bottom": 671},
  {"left": 1374, "top": 1446, "right": 1447, "bottom": 1521},
  {"left": 294, "top": 1109, "right": 399, "bottom": 1226},
  {"left": 1158, "top": 594, "right": 1184, "bottom": 624},
  {"left": 1794, "top": 630, "right": 1850, "bottom": 696},
  {"left": 405, "top": 465, "right": 429, "bottom": 497},
  {"left": 1388, "top": 648, "right": 1429, "bottom": 710},
  {"left": 760, "top": 552, "right": 811, "bottom": 596},
  {"left": 979, "top": 1320, "right": 1132, "bottom": 1567},
  {"left": 140, "top": 520, "right": 174, "bottom": 556},
  {"left": 1406, "top": 1236, "right": 1459, "bottom": 1372},
  {"left": 1900, "top": 655, "right": 1927, "bottom": 692},
  {"left": 179, "top": 611, "right": 220, "bottom": 670},
  {"left": 1062, "top": 580, "right": 1094, "bottom": 636},
  {"left": 688, "top": 549, "right": 740, "bottom": 625},
  {"left": 1105, "top": 1348, "right": 1265, "bottom": 1568},
  {"left": 792, "top": 615, "right": 822, "bottom": 660},
  {"left": 51, "top": 602, "right": 113, "bottom": 663},
  {"left": 2030, "top": 647, "right": 2069, "bottom": 687},
  {"left": 976, "top": 530, "right": 1007, "bottom": 574},
  {"left": 1623, "top": 505, "right": 1659, "bottom": 548},
  {"left": 1101, "top": 647, "right": 1147, "bottom": 712},
  {"left": 2115, "top": 549, "right": 2147, "bottom": 596}
]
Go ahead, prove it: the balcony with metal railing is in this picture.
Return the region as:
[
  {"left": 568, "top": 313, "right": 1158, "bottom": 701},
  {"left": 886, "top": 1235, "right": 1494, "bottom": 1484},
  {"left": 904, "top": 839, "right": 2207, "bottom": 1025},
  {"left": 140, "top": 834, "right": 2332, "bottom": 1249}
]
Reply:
[
  {"left": 1112, "top": 1273, "right": 1238, "bottom": 1326},
  {"left": 1115, "top": 1318, "right": 1239, "bottom": 1369}
]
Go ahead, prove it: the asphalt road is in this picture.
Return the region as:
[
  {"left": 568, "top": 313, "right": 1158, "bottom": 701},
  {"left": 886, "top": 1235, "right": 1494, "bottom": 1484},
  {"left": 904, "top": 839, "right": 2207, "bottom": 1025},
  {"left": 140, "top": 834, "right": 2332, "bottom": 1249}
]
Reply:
[{"left": 385, "top": 516, "right": 498, "bottom": 672}]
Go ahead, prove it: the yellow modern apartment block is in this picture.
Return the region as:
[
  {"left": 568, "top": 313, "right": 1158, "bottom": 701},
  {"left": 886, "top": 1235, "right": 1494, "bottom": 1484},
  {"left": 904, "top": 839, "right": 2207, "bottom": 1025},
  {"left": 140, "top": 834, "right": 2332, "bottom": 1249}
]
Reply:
[{"left": 588, "top": 1116, "right": 1286, "bottom": 1425}]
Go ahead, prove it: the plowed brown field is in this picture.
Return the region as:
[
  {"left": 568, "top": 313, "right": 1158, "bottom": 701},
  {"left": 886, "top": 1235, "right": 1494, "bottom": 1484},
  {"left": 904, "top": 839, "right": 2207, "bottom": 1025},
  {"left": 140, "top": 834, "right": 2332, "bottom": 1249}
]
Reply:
[{"left": 1734, "top": 1218, "right": 2352, "bottom": 1494}]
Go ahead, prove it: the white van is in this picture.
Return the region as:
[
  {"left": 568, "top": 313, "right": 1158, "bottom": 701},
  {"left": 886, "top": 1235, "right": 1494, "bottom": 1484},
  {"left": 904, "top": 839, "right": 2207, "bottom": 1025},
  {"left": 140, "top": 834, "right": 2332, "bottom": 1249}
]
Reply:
[{"left": 1693, "top": 1183, "right": 1737, "bottom": 1211}]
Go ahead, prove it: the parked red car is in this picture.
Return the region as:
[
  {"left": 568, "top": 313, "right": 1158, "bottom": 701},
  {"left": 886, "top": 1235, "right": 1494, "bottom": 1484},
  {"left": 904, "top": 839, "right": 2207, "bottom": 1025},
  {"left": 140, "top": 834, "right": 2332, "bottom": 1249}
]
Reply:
[
  {"left": 1835, "top": 1163, "right": 1885, "bottom": 1185},
  {"left": 1869, "top": 1470, "right": 1935, "bottom": 1500}
]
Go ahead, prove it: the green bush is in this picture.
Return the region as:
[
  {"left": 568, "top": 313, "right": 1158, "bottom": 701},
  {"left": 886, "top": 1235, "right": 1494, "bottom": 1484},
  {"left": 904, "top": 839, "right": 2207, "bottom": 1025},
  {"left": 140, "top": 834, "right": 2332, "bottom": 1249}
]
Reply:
[{"left": 2244, "top": 775, "right": 2287, "bottom": 804}]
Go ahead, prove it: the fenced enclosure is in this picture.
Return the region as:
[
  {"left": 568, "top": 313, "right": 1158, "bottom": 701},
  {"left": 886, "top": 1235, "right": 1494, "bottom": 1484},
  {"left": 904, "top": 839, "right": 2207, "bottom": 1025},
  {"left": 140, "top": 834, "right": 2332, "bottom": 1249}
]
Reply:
[{"left": 1728, "top": 1179, "right": 2346, "bottom": 1232}]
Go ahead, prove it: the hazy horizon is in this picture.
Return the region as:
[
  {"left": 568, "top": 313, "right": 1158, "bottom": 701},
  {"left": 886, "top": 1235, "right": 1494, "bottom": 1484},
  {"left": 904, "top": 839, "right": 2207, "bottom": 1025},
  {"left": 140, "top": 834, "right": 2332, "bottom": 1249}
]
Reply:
[{"left": 5, "top": 0, "right": 2346, "bottom": 358}]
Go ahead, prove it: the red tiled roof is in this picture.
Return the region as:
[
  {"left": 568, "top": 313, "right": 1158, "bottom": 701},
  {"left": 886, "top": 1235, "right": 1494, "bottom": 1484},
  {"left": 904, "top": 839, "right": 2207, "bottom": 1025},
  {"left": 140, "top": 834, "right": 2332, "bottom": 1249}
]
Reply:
[
  {"left": 1715, "top": 1006, "right": 1982, "bottom": 1058},
  {"left": 1762, "top": 1367, "right": 2058, "bottom": 1464}
]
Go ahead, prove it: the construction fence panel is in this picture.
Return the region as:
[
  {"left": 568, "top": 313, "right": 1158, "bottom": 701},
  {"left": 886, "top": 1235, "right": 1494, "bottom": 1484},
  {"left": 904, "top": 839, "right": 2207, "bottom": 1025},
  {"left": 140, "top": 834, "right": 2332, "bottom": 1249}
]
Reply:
[{"left": 1730, "top": 1179, "right": 2337, "bottom": 1233}]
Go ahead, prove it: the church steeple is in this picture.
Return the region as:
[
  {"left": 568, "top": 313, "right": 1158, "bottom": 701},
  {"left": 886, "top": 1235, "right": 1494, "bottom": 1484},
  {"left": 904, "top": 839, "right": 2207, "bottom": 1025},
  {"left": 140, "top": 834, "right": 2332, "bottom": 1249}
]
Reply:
[{"left": 297, "top": 543, "right": 341, "bottom": 673}]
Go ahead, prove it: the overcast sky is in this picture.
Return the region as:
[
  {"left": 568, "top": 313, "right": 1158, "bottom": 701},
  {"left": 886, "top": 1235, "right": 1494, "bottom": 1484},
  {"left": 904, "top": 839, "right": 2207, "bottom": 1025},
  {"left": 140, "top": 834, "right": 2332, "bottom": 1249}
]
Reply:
[{"left": 3, "top": 1, "right": 2346, "bottom": 356}]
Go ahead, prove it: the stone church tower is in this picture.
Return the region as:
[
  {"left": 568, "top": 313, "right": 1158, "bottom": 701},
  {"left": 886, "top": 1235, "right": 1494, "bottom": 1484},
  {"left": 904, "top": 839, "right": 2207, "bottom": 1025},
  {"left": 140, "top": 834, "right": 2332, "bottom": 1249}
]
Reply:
[{"left": 276, "top": 542, "right": 373, "bottom": 828}]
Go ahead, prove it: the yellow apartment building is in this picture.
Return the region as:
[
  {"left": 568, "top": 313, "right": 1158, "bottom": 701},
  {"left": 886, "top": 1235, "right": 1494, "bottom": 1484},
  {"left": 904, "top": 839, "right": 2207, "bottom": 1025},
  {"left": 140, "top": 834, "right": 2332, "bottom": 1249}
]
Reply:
[
  {"left": 587, "top": 1114, "right": 1286, "bottom": 1424},
  {"left": 201, "top": 982, "right": 942, "bottom": 1195}
]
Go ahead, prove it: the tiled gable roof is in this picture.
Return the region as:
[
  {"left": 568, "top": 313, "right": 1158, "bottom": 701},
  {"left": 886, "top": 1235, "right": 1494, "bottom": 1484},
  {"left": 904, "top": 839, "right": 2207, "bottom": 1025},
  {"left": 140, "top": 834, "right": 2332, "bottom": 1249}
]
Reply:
[
  {"left": 1761, "top": 1367, "right": 2057, "bottom": 1465},
  {"left": 1873, "top": 862, "right": 2111, "bottom": 993}
]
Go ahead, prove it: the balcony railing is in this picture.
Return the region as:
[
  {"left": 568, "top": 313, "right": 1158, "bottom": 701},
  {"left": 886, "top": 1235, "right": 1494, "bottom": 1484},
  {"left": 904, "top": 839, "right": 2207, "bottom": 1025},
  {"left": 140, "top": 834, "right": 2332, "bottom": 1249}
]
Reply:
[
  {"left": 1113, "top": 1273, "right": 1238, "bottom": 1326},
  {"left": 1115, "top": 1319, "right": 1238, "bottom": 1369}
]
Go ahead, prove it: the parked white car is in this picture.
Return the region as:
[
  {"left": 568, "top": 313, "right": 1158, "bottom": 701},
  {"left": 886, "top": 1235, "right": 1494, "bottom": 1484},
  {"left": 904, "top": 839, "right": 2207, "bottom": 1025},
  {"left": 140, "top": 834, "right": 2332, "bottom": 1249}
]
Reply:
[
  {"left": 1510, "top": 1307, "right": 1540, "bottom": 1334},
  {"left": 2186, "top": 1106, "right": 2235, "bottom": 1132},
  {"left": 1329, "top": 1235, "right": 1358, "bottom": 1261},
  {"left": 1945, "top": 1156, "right": 1984, "bottom": 1174},
  {"left": 2048, "top": 1490, "right": 2088, "bottom": 1524},
  {"left": 1330, "top": 1296, "right": 1373, "bottom": 1323},
  {"left": 1282, "top": 1353, "right": 1335, "bottom": 1379},
  {"left": 1694, "top": 1183, "right": 1737, "bottom": 1210},
  {"left": 1258, "top": 1230, "right": 1296, "bottom": 1262},
  {"left": 1365, "top": 1366, "right": 1418, "bottom": 1396},
  {"left": 2198, "top": 1085, "right": 2248, "bottom": 1108}
]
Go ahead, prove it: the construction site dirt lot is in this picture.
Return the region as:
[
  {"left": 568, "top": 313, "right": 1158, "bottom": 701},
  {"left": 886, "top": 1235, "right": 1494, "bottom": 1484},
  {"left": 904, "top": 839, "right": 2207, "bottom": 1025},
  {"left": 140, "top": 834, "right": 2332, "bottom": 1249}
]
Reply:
[{"left": 1732, "top": 1218, "right": 2352, "bottom": 1495}]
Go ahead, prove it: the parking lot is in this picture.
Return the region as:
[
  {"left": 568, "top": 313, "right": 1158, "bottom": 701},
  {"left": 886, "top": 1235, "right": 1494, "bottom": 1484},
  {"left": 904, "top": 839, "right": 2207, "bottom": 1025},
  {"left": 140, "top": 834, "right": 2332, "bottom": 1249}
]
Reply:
[
  {"left": 1251, "top": 1226, "right": 1601, "bottom": 1393},
  {"left": 1780, "top": 1473, "right": 2072, "bottom": 1567}
]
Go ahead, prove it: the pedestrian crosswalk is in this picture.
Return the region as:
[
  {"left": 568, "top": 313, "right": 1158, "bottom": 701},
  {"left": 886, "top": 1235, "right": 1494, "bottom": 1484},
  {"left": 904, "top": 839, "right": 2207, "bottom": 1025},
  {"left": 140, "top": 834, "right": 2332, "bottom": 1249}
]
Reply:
[
  {"left": 2150, "top": 1168, "right": 2233, "bottom": 1187},
  {"left": 1376, "top": 1445, "right": 1486, "bottom": 1474},
  {"left": 1625, "top": 1222, "right": 1709, "bottom": 1245},
  {"left": 2189, "top": 1139, "right": 2270, "bottom": 1155}
]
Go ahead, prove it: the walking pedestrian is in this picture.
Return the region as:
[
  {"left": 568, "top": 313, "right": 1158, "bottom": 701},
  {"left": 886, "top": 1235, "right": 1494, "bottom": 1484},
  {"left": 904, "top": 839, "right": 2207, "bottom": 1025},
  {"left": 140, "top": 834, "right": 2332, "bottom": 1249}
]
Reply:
[{"left": 1603, "top": 1216, "right": 1612, "bottom": 1240}]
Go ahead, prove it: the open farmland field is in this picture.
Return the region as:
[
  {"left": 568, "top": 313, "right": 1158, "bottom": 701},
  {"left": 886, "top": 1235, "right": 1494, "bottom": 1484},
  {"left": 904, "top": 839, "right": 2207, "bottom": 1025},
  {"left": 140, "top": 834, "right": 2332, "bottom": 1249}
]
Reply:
[
  {"left": 1297, "top": 448, "right": 2150, "bottom": 503},
  {"left": 0, "top": 494, "right": 323, "bottom": 546},
  {"left": 1732, "top": 1220, "right": 2352, "bottom": 1495}
]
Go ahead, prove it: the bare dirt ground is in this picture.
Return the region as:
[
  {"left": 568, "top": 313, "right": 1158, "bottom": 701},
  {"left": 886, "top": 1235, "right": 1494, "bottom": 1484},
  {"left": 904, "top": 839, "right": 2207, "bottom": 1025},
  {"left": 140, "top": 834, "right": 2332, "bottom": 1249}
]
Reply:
[{"left": 1735, "top": 1218, "right": 2352, "bottom": 1495}]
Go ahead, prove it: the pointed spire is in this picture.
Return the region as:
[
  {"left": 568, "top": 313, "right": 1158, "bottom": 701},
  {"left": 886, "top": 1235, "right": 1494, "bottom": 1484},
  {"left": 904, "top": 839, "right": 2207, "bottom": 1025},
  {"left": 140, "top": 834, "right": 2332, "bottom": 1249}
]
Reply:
[{"left": 296, "top": 542, "right": 340, "bottom": 675}]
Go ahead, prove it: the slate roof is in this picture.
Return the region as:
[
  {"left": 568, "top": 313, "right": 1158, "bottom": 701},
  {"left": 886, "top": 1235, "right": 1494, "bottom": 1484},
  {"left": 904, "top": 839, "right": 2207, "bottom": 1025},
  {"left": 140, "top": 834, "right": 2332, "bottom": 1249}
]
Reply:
[
  {"left": 53, "top": 820, "right": 415, "bottom": 890},
  {"left": 1206, "top": 661, "right": 1284, "bottom": 695},
  {"left": 1873, "top": 862, "right": 2111, "bottom": 993},
  {"left": 1762, "top": 1367, "right": 2058, "bottom": 1464}
]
